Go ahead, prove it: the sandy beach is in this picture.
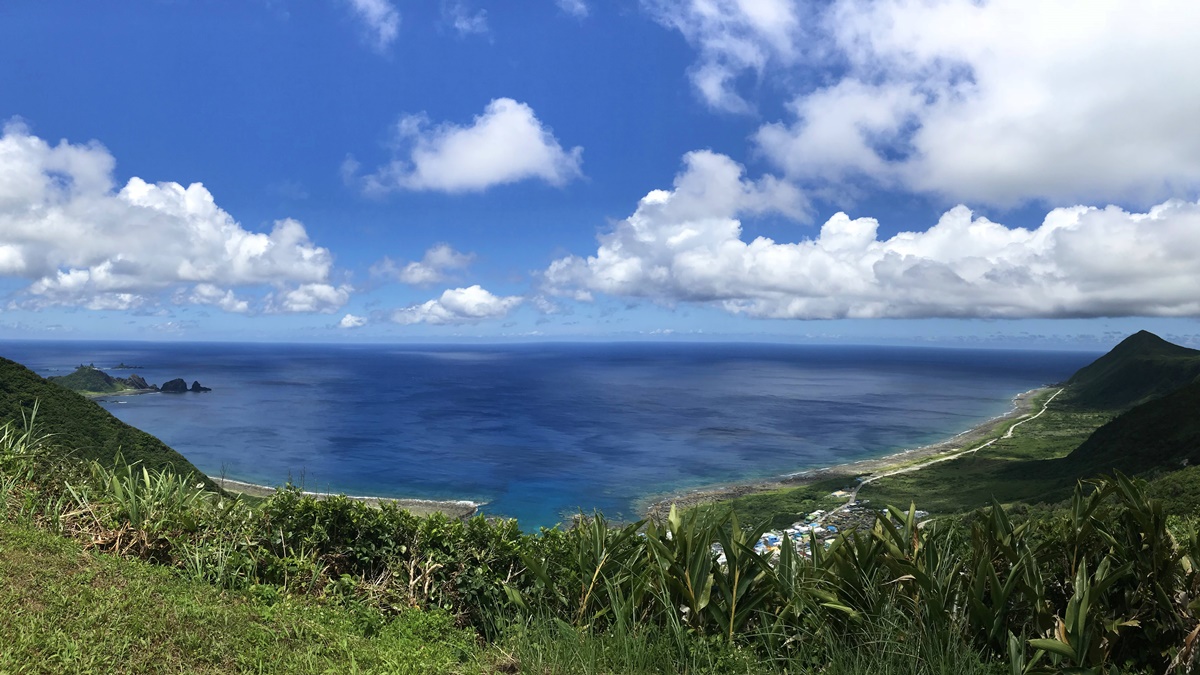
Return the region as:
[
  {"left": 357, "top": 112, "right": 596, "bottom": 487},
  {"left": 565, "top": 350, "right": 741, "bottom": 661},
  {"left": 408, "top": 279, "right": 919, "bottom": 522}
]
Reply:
[
  {"left": 641, "top": 386, "right": 1053, "bottom": 520},
  {"left": 211, "top": 477, "right": 482, "bottom": 519}
]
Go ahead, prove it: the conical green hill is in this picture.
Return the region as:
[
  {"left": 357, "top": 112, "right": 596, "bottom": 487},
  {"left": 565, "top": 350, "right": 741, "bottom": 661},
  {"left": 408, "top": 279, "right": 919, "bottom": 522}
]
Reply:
[{"left": 1063, "top": 330, "right": 1200, "bottom": 410}]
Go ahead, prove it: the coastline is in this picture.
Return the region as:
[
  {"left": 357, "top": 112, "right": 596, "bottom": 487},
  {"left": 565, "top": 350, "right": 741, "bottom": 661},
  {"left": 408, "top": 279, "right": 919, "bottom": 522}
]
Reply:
[
  {"left": 211, "top": 476, "right": 482, "bottom": 519},
  {"left": 87, "top": 388, "right": 159, "bottom": 399},
  {"left": 641, "top": 386, "right": 1054, "bottom": 520}
]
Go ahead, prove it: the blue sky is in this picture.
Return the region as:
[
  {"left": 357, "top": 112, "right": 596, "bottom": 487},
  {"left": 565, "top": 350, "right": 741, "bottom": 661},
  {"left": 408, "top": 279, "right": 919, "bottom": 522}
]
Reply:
[{"left": 2, "top": 1, "right": 1199, "bottom": 348}]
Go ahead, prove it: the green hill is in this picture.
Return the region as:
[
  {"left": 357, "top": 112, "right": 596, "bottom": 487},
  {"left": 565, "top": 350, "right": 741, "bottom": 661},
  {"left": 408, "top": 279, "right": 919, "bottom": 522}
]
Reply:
[
  {"left": 1061, "top": 379, "right": 1200, "bottom": 477},
  {"left": 47, "top": 365, "right": 128, "bottom": 394},
  {"left": 1062, "top": 330, "right": 1200, "bottom": 410},
  {"left": 1053, "top": 330, "right": 1200, "bottom": 483},
  {"left": 0, "top": 356, "right": 212, "bottom": 485}
]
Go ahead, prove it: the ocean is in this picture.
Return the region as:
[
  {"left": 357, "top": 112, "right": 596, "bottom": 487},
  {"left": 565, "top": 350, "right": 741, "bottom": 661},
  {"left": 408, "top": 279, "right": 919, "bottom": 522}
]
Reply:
[{"left": 2, "top": 341, "right": 1096, "bottom": 528}]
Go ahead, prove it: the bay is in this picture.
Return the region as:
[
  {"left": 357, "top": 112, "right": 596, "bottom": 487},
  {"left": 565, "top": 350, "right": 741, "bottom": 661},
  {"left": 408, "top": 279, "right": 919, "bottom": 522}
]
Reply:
[{"left": 1, "top": 341, "right": 1095, "bottom": 528}]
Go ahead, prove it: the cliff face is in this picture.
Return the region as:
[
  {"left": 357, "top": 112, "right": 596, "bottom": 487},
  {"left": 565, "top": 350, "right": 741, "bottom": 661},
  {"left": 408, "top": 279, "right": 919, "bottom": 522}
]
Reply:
[{"left": 121, "top": 373, "right": 156, "bottom": 391}]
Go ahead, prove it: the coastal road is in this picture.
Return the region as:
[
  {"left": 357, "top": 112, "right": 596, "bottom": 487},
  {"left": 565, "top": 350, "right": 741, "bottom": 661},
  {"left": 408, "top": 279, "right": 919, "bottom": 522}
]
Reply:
[{"left": 820, "top": 388, "right": 1063, "bottom": 523}]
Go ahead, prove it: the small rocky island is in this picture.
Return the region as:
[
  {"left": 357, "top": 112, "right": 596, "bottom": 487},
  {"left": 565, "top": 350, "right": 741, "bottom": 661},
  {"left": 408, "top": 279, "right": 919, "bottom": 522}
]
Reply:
[
  {"left": 48, "top": 365, "right": 212, "bottom": 396},
  {"left": 159, "top": 378, "right": 212, "bottom": 393}
]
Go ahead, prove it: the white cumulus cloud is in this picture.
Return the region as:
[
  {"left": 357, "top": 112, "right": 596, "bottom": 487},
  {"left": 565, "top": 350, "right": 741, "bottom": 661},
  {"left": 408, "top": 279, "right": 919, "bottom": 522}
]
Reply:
[
  {"left": 188, "top": 284, "right": 250, "bottom": 314},
  {"left": 342, "top": 0, "right": 400, "bottom": 52},
  {"left": 371, "top": 244, "right": 475, "bottom": 286},
  {"left": 338, "top": 313, "right": 367, "bottom": 328},
  {"left": 648, "top": 0, "right": 1200, "bottom": 206},
  {"left": 0, "top": 123, "right": 348, "bottom": 314},
  {"left": 544, "top": 150, "right": 1200, "bottom": 320},
  {"left": 392, "top": 285, "right": 523, "bottom": 325},
  {"left": 270, "top": 283, "right": 353, "bottom": 314},
  {"left": 355, "top": 98, "right": 583, "bottom": 193}
]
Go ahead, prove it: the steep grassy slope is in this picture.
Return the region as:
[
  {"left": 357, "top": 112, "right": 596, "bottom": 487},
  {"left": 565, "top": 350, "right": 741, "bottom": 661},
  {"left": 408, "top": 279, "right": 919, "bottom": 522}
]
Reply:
[
  {"left": 0, "top": 356, "right": 210, "bottom": 483},
  {"left": 1063, "top": 330, "right": 1200, "bottom": 410},
  {"left": 1061, "top": 379, "right": 1200, "bottom": 477}
]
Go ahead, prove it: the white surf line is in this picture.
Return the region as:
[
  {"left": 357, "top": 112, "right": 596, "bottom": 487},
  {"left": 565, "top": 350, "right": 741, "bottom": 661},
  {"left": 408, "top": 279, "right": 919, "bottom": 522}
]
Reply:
[
  {"left": 212, "top": 477, "right": 482, "bottom": 508},
  {"left": 819, "top": 388, "right": 1064, "bottom": 522}
]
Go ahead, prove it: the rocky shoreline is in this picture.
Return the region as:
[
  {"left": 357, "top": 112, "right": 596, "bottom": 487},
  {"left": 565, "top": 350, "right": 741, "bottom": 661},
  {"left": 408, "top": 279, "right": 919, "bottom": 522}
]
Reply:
[
  {"left": 641, "top": 386, "right": 1051, "bottom": 521},
  {"left": 52, "top": 365, "right": 213, "bottom": 397}
]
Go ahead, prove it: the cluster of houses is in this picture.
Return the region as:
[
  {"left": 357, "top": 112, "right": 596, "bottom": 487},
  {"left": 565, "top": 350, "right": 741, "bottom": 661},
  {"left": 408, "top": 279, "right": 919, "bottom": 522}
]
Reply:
[{"left": 711, "top": 499, "right": 931, "bottom": 564}]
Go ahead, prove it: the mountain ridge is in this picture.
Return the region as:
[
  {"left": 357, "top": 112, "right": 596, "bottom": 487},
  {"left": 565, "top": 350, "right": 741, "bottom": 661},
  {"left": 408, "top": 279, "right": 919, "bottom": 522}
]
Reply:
[
  {"left": 1054, "top": 331, "right": 1200, "bottom": 478},
  {"left": 1062, "top": 330, "right": 1200, "bottom": 410}
]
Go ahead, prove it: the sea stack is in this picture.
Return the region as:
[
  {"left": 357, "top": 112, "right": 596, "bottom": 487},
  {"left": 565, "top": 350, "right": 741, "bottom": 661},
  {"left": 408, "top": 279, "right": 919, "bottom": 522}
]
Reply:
[
  {"left": 122, "top": 373, "right": 154, "bottom": 390},
  {"left": 190, "top": 380, "right": 211, "bottom": 392},
  {"left": 160, "top": 378, "right": 189, "bottom": 393}
]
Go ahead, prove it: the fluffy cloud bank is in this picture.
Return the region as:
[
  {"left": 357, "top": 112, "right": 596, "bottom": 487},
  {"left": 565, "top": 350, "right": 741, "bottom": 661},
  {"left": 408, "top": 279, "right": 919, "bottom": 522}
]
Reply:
[
  {"left": 651, "top": 0, "right": 1200, "bottom": 205},
  {"left": 392, "top": 285, "right": 522, "bottom": 324},
  {"left": 355, "top": 98, "right": 583, "bottom": 193},
  {"left": 0, "top": 123, "right": 348, "bottom": 313},
  {"left": 545, "top": 151, "right": 1200, "bottom": 319}
]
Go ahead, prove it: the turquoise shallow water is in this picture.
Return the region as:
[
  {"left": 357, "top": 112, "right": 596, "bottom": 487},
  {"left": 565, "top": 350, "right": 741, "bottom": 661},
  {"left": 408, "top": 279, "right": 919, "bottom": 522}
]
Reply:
[{"left": 2, "top": 341, "right": 1095, "bottom": 528}]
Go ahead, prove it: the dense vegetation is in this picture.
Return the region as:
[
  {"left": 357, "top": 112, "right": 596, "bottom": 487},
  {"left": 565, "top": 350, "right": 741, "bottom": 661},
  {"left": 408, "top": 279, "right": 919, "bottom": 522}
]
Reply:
[
  {"left": 4, "top": 410, "right": 1200, "bottom": 673},
  {"left": 1064, "top": 380, "right": 1200, "bottom": 476},
  {"left": 0, "top": 357, "right": 210, "bottom": 485}
]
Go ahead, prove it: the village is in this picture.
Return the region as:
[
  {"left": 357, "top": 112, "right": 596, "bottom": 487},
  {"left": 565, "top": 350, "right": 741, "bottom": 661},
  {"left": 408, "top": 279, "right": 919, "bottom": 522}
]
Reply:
[{"left": 713, "top": 494, "right": 930, "bottom": 564}]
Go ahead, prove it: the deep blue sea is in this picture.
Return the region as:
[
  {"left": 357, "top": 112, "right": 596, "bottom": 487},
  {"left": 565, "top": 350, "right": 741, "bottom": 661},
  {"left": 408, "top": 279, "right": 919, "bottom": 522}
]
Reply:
[{"left": 1, "top": 341, "right": 1096, "bottom": 528}]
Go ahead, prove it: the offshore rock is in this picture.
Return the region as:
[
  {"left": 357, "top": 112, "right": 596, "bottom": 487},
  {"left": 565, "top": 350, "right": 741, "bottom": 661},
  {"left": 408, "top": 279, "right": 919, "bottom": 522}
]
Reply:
[
  {"left": 121, "top": 373, "right": 153, "bottom": 390},
  {"left": 190, "top": 380, "right": 212, "bottom": 393},
  {"left": 160, "top": 378, "right": 189, "bottom": 393}
]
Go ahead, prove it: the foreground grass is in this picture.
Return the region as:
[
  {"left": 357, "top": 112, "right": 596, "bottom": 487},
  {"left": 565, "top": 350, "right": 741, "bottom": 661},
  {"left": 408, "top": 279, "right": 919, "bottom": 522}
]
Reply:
[
  {"left": 0, "top": 516, "right": 1002, "bottom": 675},
  {"left": 0, "top": 519, "right": 477, "bottom": 675},
  {"left": 488, "top": 616, "right": 1002, "bottom": 675}
]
